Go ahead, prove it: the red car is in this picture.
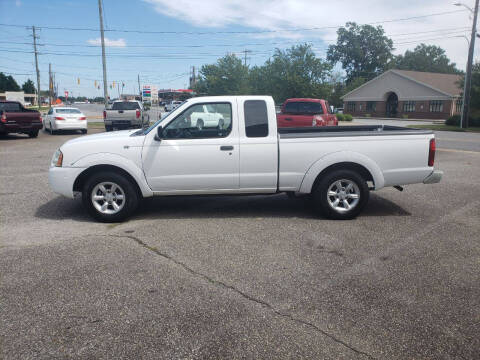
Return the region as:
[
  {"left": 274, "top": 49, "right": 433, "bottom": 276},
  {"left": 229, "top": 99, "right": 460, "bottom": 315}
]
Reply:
[
  {"left": 277, "top": 98, "right": 338, "bottom": 127},
  {"left": 0, "top": 101, "right": 43, "bottom": 138}
]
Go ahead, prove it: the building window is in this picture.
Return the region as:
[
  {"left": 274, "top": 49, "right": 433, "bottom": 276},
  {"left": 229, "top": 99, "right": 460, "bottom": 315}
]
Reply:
[
  {"left": 430, "top": 100, "right": 443, "bottom": 113},
  {"left": 347, "top": 102, "right": 356, "bottom": 112},
  {"left": 455, "top": 99, "right": 463, "bottom": 113},
  {"left": 403, "top": 101, "right": 416, "bottom": 113},
  {"left": 366, "top": 101, "right": 376, "bottom": 112}
]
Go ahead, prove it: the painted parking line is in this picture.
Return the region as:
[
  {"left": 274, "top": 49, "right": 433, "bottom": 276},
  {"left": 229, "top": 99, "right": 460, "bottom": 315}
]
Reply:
[{"left": 437, "top": 148, "right": 480, "bottom": 155}]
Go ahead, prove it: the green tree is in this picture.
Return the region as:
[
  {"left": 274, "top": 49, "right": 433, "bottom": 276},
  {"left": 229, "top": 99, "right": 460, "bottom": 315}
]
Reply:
[
  {"left": 0, "top": 72, "right": 21, "bottom": 92},
  {"left": 193, "top": 54, "right": 250, "bottom": 96},
  {"left": 21, "top": 79, "right": 36, "bottom": 94},
  {"left": 392, "top": 44, "right": 460, "bottom": 74},
  {"left": 327, "top": 22, "right": 394, "bottom": 83},
  {"left": 250, "top": 44, "right": 332, "bottom": 103}
]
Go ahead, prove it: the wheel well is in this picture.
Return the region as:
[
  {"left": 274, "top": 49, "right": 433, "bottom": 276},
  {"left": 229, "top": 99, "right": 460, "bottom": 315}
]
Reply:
[
  {"left": 311, "top": 162, "right": 375, "bottom": 192},
  {"left": 73, "top": 165, "right": 142, "bottom": 196}
]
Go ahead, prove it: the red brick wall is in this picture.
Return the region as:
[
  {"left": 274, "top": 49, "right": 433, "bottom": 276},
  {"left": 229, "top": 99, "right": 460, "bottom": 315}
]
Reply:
[{"left": 344, "top": 100, "right": 452, "bottom": 119}]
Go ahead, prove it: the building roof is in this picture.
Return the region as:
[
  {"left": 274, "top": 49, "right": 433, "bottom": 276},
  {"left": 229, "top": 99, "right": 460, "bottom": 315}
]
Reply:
[{"left": 392, "top": 70, "right": 462, "bottom": 97}]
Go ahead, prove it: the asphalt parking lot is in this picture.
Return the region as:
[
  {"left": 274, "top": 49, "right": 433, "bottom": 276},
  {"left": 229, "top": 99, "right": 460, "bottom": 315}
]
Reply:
[{"left": 1, "top": 127, "right": 479, "bottom": 359}]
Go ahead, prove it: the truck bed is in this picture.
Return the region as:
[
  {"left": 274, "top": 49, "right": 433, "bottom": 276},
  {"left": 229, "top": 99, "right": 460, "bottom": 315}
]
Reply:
[{"left": 278, "top": 125, "right": 432, "bottom": 138}]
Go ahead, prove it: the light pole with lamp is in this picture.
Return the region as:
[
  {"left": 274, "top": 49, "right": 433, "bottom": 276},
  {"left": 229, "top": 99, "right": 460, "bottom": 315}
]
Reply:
[{"left": 454, "top": 1, "right": 479, "bottom": 129}]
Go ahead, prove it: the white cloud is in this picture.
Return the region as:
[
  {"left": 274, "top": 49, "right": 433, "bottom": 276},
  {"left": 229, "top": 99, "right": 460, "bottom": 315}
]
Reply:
[
  {"left": 15, "top": 0, "right": 21, "bottom": 7},
  {"left": 87, "top": 38, "right": 126, "bottom": 47},
  {"left": 144, "top": 0, "right": 477, "bottom": 70}
]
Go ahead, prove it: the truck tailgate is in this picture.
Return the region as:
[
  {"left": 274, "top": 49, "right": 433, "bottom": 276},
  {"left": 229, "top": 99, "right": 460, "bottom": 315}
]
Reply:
[
  {"left": 5, "top": 112, "right": 41, "bottom": 126},
  {"left": 106, "top": 110, "right": 136, "bottom": 120}
]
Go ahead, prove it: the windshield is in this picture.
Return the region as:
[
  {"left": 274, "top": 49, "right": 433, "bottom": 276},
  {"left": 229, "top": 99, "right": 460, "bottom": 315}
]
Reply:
[
  {"left": 56, "top": 108, "right": 81, "bottom": 114},
  {"left": 112, "top": 102, "right": 140, "bottom": 110},
  {"left": 144, "top": 111, "right": 175, "bottom": 134}
]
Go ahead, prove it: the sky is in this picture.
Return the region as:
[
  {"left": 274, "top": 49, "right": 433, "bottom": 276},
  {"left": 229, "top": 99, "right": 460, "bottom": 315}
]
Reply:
[{"left": 0, "top": 0, "right": 478, "bottom": 98}]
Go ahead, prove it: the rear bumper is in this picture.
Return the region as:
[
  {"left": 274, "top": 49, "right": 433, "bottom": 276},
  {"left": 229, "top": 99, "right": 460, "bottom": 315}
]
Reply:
[
  {"left": 423, "top": 170, "right": 443, "bottom": 184},
  {"left": 53, "top": 121, "right": 87, "bottom": 130},
  {"left": 49, "top": 166, "right": 85, "bottom": 198},
  {"left": 0, "top": 122, "right": 43, "bottom": 133},
  {"left": 104, "top": 119, "right": 143, "bottom": 127}
]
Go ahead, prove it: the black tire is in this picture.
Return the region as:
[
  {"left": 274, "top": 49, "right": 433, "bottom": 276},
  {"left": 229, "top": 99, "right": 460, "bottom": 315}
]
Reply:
[
  {"left": 82, "top": 171, "right": 139, "bottom": 222},
  {"left": 312, "top": 169, "right": 369, "bottom": 220},
  {"left": 28, "top": 129, "right": 39, "bottom": 138},
  {"left": 196, "top": 119, "right": 204, "bottom": 130},
  {"left": 105, "top": 125, "right": 112, "bottom": 132},
  {"left": 81, "top": 129, "right": 87, "bottom": 134}
]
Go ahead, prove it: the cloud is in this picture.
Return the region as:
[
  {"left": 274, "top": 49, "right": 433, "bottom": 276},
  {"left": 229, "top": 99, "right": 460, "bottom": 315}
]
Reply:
[
  {"left": 87, "top": 38, "right": 126, "bottom": 47},
  {"left": 15, "top": 0, "right": 21, "bottom": 7},
  {"left": 144, "top": 0, "right": 475, "bottom": 70}
]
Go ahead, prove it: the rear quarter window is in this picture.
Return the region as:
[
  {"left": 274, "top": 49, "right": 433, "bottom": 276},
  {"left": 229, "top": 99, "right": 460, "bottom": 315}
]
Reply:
[
  {"left": 285, "top": 101, "right": 323, "bottom": 114},
  {"left": 244, "top": 100, "right": 269, "bottom": 138}
]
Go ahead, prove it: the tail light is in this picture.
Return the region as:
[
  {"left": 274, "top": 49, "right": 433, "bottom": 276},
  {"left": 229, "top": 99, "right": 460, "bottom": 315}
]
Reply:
[
  {"left": 103, "top": 110, "right": 106, "bottom": 119},
  {"left": 136, "top": 109, "right": 141, "bottom": 119},
  {"left": 428, "top": 138, "right": 436, "bottom": 167},
  {"left": 1, "top": 112, "right": 7, "bottom": 123},
  {"left": 55, "top": 116, "right": 65, "bottom": 120},
  {"left": 78, "top": 116, "right": 86, "bottom": 120}
]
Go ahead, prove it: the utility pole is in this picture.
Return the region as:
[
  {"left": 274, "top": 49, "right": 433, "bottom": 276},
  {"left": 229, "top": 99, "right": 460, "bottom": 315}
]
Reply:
[
  {"left": 98, "top": 0, "right": 108, "bottom": 108},
  {"left": 137, "top": 74, "right": 141, "bottom": 96},
  {"left": 242, "top": 49, "right": 252, "bottom": 67},
  {"left": 460, "top": 0, "right": 479, "bottom": 129},
  {"left": 48, "top": 63, "right": 52, "bottom": 108},
  {"left": 32, "top": 26, "right": 41, "bottom": 107}
]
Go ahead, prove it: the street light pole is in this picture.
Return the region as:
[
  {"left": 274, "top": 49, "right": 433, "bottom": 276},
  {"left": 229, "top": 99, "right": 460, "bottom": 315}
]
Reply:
[
  {"left": 98, "top": 0, "right": 108, "bottom": 108},
  {"left": 455, "top": 0, "right": 479, "bottom": 129}
]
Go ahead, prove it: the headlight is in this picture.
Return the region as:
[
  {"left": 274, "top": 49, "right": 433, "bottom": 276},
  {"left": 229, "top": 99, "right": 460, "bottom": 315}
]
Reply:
[{"left": 51, "top": 149, "right": 63, "bottom": 167}]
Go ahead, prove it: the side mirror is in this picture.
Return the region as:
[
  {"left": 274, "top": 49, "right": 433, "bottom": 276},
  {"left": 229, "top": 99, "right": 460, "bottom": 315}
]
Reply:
[{"left": 154, "top": 126, "right": 163, "bottom": 141}]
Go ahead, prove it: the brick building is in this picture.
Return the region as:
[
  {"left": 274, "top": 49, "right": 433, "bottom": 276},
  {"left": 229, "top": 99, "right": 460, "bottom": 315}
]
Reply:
[{"left": 342, "top": 70, "right": 462, "bottom": 119}]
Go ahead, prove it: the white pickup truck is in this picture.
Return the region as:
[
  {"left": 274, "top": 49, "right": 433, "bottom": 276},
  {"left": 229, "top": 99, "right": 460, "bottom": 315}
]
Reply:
[{"left": 49, "top": 95, "right": 442, "bottom": 222}]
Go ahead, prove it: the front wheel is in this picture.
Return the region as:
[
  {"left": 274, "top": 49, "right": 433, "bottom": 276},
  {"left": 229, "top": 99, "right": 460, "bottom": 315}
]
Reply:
[
  {"left": 312, "top": 169, "right": 369, "bottom": 220},
  {"left": 82, "top": 172, "right": 139, "bottom": 222}
]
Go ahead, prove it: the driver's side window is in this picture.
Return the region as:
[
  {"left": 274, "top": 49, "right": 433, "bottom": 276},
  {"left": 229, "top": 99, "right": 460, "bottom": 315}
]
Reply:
[{"left": 163, "top": 102, "right": 232, "bottom": 139}]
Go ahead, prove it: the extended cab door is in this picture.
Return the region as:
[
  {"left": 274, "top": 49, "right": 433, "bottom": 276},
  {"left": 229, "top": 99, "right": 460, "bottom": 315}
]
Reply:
[
  {"left": 237, "top": 97, "right": 278, "bottom": 192},
  {"left": 142, "top": 100, "right": 239, "bottom": 193}
]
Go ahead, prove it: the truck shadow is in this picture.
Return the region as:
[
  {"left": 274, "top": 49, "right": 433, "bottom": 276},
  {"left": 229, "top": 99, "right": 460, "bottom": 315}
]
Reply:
[{"left": 35, "top": 193, "right": 410, "bottom": 222}]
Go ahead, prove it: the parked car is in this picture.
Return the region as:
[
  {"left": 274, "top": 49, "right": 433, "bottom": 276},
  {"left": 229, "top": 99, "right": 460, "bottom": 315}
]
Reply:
[
  {"left": 335, "top": 107, "right": 344, "bottom": 114},
  {"left": 0, "top": 100, "right": 42, "bottom": 138},
  {"left": 277, "top": 98, "right": 338, "bottom": 127},
  {"left": 187, "top": 104, "right": 226, "bottom": 129},
  {"left": 49, "top": 95, "right": 442, "bottom": 222},
  {"left": 165, "top": 100, "right": 182, "bottom": 112},
  {"left": 43, "top": 107, "right": 87, "bottom": 134},
  {"left": 103, "top": 100, "right": 149, "bottom": 132}
]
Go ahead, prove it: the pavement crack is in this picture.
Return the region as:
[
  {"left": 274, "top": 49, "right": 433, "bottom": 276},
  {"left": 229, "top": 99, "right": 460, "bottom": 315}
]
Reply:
[{"left": 112, "top": 234, "right": 375, "bottom": 359}]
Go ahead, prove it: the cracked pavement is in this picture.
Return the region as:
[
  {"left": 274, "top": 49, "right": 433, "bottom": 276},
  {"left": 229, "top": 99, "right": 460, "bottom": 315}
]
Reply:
[{"left": 1, "top": 129, "right": 479, "bottom": 359}]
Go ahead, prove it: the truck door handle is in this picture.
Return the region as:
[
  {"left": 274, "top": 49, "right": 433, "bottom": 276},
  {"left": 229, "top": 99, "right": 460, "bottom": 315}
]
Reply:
[
  {"left": 220, "top": 146, "right": 234, "bottom": 151},
  {"left": 285, "top": 118, "right": 293, "bottom": 121}
]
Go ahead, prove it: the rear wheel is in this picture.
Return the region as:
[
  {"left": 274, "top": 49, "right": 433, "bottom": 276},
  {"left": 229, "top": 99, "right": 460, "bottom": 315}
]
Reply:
[
  {"left": 28, "top": 129, "right": 39, "bottom": 138},
  {"left": 81, "top": 129, "right": 87, "bottom": 134},
  {"left": 312, "top": 169, "right": 369, "bottom": 220},
  {"left": 82, "top": 171, "right": 139, "bottom": 222},
  {"left": 105, "top": 125, "right": 112, "bottom": 132}
]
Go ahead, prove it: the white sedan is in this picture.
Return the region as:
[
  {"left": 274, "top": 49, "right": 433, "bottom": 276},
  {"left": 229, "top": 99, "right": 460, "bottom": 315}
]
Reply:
[{"left": 44, "top": 107, "right": 88, "bottom": 134}]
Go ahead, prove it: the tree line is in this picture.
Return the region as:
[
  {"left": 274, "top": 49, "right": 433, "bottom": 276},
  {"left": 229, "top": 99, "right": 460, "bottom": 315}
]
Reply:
[{"left": 193, "top": 22, "right": 467, "bottom": 107}]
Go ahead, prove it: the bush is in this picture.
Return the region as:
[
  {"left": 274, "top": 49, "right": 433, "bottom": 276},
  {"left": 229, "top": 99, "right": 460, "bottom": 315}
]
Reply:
[
  {"left": 446, "top": 115, "right": 460, "bottom": 126},
  {"left": 344, "top": 114, "right": 353, "bottom": 121},
  {"left": 446, "top": 114, "right": 480, "bottom": 127},
  {"left": 336, "top": 113, "right": 345, "bottom": 121}
]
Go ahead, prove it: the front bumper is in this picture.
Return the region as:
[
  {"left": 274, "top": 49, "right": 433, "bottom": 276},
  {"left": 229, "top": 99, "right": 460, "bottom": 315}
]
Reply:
[
  {"left": 48, "top": 166, "right": 85, "bottom": 198},
  {"left": 423, "top": 170, "right": 443, "bottom": 184}
]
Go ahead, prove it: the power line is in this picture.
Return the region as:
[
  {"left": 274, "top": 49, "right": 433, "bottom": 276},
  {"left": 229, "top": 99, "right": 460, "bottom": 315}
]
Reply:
[{"left": 0, "top": 9, "right": 468, "bottom": 35}]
